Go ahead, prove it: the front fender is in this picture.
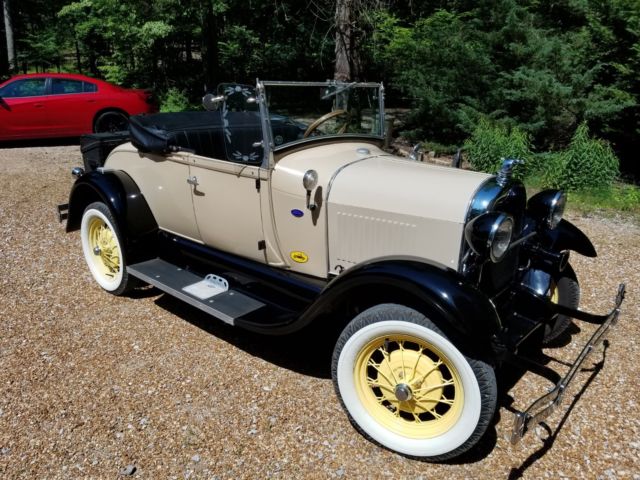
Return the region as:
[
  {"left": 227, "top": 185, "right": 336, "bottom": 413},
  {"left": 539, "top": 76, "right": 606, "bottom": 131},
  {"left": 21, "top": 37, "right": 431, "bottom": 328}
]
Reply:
[
  {"left": 299, "top": 257, "right": 502, "bottom": 352},
  {"left": 539, "top": 219, "right": 597, "bottom": 257},
  {"left": 66, "top": 170, "right": 157, "bottom": 256}
]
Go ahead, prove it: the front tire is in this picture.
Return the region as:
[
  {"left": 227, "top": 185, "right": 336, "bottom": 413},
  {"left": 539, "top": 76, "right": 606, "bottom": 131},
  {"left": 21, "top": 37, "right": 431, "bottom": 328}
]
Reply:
[
  {"left": 332, "top": 304, "right": 497, "bottom": 461},
  {"left": 543, "top": 264, "right": 580, "bottom": 345},
  {"left": 80, "top": 202, "right": 132, "bottom": 295}
]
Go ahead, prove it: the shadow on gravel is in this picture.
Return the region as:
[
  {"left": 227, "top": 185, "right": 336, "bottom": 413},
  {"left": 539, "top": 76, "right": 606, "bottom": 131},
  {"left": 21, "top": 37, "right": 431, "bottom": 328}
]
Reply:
[
  {"left": 145, "top": 291, "right": 608, "bottom": 466},
  {"left": 501, "top": 341, "right": 609, "bottom": 479},
  {"left": 0, "top": 137, "right": 80, "bottom": 148},
  {"left": 153, "top": 293, "right": 336, "bottom": 379}
]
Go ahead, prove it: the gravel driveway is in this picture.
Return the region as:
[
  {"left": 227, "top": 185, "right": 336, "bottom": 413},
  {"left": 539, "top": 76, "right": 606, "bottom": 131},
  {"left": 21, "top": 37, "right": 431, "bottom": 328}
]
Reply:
[{"left": 1, "top": 145, "right": 638, "bottom": 479}]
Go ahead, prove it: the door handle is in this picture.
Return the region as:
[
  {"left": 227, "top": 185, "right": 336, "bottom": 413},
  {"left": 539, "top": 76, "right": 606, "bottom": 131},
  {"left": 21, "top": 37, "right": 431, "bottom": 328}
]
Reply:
[
  {"left": 186, "top": 176, "right": 198, "bottom": 186},
  {"left": 33, "top": 103, "right": 44, "bottom": 108}
]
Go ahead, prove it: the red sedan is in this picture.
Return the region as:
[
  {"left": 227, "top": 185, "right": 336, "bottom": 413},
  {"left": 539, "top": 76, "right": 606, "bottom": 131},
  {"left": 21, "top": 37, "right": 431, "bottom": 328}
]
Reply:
[{"left": 0, "top": 73, "right": 155, "bottom": 140}]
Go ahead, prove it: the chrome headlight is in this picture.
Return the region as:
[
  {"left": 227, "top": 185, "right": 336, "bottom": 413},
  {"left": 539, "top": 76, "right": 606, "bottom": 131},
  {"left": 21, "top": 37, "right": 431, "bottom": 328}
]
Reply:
[
  {"left": 464, "top": 212, "right": 514, "bottom": 263},
  {"left": 527, "top": 189, "right": 566, "bottom": 229}
]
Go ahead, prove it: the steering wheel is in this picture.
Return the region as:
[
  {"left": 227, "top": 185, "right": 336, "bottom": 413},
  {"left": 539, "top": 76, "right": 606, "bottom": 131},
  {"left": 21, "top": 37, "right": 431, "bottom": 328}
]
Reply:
[{"left": 303, "top": 109, "right": 350, "bottom": 138}]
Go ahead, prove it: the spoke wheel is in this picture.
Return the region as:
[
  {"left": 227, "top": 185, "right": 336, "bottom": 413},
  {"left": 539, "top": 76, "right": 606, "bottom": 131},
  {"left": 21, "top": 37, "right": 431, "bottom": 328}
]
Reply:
[
  {"left": 80, "top": 202, "right": 131, "bottom": 295},
  {"left": 332, "top": 304, "right": 497, "bottom": 460},
  {"left": 355, "top": 334, "right": 464, "bottom": 439}
]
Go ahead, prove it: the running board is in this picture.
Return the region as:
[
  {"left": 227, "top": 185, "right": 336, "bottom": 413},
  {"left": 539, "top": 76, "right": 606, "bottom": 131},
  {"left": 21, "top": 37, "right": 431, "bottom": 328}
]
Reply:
[{"left": 127, "top": 258, "right": 265, "bottom": 325}]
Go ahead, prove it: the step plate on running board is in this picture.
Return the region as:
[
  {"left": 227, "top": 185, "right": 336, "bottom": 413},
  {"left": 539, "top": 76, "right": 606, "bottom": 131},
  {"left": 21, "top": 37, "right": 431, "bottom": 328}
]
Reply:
[{"left": 128, "top": 258, "right": 265, "bottom": 324}]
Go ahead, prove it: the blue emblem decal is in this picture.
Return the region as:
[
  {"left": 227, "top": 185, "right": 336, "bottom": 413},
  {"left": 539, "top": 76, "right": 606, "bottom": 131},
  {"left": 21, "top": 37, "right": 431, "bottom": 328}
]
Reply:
[{"left": 291, "top": 209, "right": 304, "bottom": 218}]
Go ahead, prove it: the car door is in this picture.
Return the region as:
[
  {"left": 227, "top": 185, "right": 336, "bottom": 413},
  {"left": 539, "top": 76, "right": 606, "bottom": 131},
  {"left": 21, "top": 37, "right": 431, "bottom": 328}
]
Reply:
[
  {"left": 0, "top": 78, "right": 48, "bottom": 139},
  {"left": 46, "top": 78, "right": 96, "bottom": 135},
  {"left": 189, "top": 111, "right": 266, "bottom": 263}
]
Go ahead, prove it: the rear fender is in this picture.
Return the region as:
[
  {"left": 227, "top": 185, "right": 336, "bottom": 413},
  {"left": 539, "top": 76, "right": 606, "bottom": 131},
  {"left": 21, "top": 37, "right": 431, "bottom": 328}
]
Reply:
[
  {"left": 66, "top": 170, "right": 157, "bottom": 258},
  {"left": 299, "top": 257, "right": 502, "bottom": 355}
]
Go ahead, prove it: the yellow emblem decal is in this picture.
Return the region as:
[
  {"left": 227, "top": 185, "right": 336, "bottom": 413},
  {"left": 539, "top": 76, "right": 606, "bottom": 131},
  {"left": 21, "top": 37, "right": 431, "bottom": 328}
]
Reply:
[{"left": 290, "top": 251, "right": 309, "bottom": 263}]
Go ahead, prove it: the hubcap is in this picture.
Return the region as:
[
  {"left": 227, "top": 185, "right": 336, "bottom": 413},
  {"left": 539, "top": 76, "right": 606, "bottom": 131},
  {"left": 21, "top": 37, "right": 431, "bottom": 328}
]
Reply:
[
  {"left": 354, "top": 334, "right": 464, "bottom": 439},
  {"left": 394, "top": 383, "right": 413, "bottom": 402},
  {"left": 87, "top": 217, "right": 120, "bottom": 279}
]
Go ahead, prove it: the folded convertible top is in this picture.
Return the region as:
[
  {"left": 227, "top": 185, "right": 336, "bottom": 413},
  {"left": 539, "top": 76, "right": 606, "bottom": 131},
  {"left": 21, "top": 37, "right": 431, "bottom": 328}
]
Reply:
[{"left": 129, "top": 111, "right": 223, "bottom": 154}]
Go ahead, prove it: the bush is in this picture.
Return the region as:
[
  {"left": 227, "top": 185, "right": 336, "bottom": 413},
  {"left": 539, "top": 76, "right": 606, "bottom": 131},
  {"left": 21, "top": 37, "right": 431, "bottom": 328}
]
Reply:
[
  {"left": 542, "top": 123, "right": 619, "bottom": 191},
  {"left": 464, "top": 119, "right": 533, "bottom": 177},
  {"left": 160, "top": 88, "right": 190, "bottom": 113}
]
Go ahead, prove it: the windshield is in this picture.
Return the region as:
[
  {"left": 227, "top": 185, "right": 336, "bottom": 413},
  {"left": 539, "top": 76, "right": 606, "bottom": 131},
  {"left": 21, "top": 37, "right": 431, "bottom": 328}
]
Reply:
[{"left": 260, "top": 81, "right": 384, "bottom": 150}]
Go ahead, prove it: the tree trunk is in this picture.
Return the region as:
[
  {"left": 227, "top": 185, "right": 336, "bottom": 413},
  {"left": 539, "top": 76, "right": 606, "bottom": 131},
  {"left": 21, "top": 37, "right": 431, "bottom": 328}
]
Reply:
[
  {"left": 3, "top": 0, "right": 15, "bottom": 72},
  {"left": 334, "top": 0, "right": 352, "bottom": 81},
  {"left": 202, "top": 4, "right": 219, "bottom": 93},
  {"left": 74, "top": 37, "right": 81, "bottom": 73}
]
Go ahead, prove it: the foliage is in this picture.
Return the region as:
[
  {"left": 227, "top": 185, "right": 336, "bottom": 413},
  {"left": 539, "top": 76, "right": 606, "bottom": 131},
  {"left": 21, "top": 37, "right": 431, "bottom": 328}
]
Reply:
[
  {"left": 542, "top": 123, "right": 619, "bottom": 191},
  {"left": 159, "top": 88, "right": 191, "bottom": 113},
  {"left": 3, "top": 0, "right": 640, "bottom": 181},
  {"left": 463, "top": 119, "right": 532, "bottom": 177},
  {"left": 371, "top": 10, "right": 493, "bottom": 144},
  {"left": 566, "top": 183, "right": 640, "bottom": 221}
]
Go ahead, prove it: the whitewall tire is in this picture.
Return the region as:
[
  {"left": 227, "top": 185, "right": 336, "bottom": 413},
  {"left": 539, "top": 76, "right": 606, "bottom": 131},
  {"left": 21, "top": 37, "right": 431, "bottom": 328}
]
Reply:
[
  {"left": 332, "top": 304, "right": 497, "bottom": 460},
  {"left": 80, "top": 202, "right": 131, "bottom": 295}
]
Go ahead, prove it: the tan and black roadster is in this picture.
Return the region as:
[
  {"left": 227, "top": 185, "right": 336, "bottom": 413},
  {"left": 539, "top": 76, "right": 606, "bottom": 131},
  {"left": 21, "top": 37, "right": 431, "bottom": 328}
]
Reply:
[{"left": 58, "top": 80, "right": 625, "bottom": 461}]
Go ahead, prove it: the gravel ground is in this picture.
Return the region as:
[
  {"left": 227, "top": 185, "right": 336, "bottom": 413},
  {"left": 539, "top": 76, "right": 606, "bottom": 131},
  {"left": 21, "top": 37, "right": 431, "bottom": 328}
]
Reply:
[{"left": 0, "top": 145, "right": 638, "bottom": 479}]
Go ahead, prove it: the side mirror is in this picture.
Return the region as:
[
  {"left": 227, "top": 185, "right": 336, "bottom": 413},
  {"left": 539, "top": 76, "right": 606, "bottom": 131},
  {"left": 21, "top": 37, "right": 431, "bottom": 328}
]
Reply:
[{"left": 202, "top": 93, "right": 225, "bottom": 111}]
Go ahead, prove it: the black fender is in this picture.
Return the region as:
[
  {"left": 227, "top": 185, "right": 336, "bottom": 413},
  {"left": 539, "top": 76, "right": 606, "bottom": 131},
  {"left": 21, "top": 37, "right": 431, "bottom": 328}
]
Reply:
[
  {"left": 539, "top": 219, "right": 597, "bottom": 257},
  {"left": 297, "top": 257, "right": 502, "bottom": 354},
  {"left": 66, "top": 170, "right": 157, "bottom": 259}
]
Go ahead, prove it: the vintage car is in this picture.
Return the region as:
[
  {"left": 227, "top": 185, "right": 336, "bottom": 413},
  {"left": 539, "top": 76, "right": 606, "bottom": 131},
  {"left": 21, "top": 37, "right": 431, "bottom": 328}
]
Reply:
[{"left": 58, "top": 81, "right": 625, "bottom": 461}]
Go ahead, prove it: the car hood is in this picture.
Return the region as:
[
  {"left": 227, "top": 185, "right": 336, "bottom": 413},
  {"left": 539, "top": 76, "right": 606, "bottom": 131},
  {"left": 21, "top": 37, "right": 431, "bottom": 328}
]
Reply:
[
  {"left": 273, "top": 142, "right": 489, "bottom": 213},
  {"left": 272, "top": 141, "right": 491, "bottom": 273},
  {"left": 328, "top": 153, "right": 490, "bottom": 224}
]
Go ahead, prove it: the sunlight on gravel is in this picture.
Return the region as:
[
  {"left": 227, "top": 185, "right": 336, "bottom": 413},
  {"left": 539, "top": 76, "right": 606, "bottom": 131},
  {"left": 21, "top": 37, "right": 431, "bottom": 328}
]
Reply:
[{"left": 0, "top": 145, "right": 638, "bottom": 479}]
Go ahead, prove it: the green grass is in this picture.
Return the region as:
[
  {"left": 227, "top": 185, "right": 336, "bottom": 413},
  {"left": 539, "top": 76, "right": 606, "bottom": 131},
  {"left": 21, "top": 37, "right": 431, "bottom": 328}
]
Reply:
[
  {"left": 526, "top": 177, "right": 640, "bottom": 222},
  {"left": 566, "top": 182, "right": 640, "bottom": 218}
]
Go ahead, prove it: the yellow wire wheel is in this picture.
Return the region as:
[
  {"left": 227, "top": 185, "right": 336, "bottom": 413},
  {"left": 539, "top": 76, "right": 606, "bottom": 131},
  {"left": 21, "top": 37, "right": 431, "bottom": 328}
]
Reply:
[
  {"left": 80, "top": 202, "right": 129, "bottom": 294},
  {"left": 333, "top": 305, "right": 497, "bottom": 460},
  {"left": 86, "top": 216, "right": 121, "bottom": 279},
  {"left": 354, "top": 333, "right": 464, "bottom": 439}
]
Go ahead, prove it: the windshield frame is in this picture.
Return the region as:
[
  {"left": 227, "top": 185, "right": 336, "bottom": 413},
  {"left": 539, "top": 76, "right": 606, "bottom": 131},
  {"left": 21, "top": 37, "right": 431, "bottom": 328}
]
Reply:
[{"left": 256, "top": 80, "right": 385, "bottom": 166}]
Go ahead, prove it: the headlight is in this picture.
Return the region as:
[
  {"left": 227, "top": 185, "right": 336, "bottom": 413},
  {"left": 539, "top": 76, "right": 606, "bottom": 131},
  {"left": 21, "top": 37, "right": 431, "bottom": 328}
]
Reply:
[
  {"left": 464, "top": 212, "right": 514, "bottom": 263},
  {"left": 527, "top": 189, "right": 566, "bottom": 229}
]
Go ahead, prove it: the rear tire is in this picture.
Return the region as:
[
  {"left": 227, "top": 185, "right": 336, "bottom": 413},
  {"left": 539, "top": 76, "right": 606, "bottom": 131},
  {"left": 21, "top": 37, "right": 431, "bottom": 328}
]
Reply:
[
  {"left": 543, "top": 265, "right": 580, "bottom": 346},
  {"left": 80, "top": 202, "right": 132, "bottom": 295},
  {"left": 332, "top": 304, "right": 497, "bottom": 461},
  {"left": 94, "top": 110, "right": 128, "bottom": 133}
]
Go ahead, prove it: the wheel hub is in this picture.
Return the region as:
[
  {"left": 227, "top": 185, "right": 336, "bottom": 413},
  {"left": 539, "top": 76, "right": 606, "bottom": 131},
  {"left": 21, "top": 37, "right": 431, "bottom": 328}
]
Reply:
[
  {"left": 88, "top": 218, "right": 120, "bottom": 278},
  {"left": 394, "top": 383, "right": 413, "bottom": 402}
]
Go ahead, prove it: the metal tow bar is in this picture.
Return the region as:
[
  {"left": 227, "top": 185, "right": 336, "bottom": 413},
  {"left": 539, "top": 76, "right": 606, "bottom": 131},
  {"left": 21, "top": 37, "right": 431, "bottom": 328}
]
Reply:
[{"left": 510, "top": 283, "right": 626, "bottom": 444}]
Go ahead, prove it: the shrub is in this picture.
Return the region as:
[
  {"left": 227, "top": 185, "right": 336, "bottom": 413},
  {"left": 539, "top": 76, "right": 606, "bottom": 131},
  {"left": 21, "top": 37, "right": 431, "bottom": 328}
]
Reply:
[
  {"left": 160, "top": 88, "right": 190, "bottom": 113},
  {"left": 542, "top": 123, "right": 619, "bottom": 191},
  {"left": 464, "top": 119, "right": 533, "bottom": 177}
]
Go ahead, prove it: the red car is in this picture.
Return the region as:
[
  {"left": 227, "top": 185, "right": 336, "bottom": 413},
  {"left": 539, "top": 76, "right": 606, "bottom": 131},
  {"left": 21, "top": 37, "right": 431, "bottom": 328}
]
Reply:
[{"left": 0, "top": 73, "right": 155, "bottom": 140}]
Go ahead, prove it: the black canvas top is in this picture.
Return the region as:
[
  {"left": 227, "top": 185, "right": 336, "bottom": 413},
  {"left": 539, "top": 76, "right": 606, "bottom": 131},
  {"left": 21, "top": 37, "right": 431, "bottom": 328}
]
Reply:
[{"left": 129, "top": 112, "right": 224, "bottom": 155}]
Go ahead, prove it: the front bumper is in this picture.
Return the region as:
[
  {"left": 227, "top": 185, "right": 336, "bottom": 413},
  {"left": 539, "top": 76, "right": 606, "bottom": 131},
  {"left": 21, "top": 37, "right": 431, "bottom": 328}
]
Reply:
[{"left": 510, "top": 283, "right": 626, "bottom": 444}]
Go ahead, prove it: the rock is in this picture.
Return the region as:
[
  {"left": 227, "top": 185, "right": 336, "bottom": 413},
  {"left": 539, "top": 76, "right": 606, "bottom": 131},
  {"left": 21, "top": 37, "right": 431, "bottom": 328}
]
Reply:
[
  {"left": 191, "top": 454, "right": 200, "bottom": 463},
  {"left": 119, "top": 464, "right": 136, "bottom": 476}
]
